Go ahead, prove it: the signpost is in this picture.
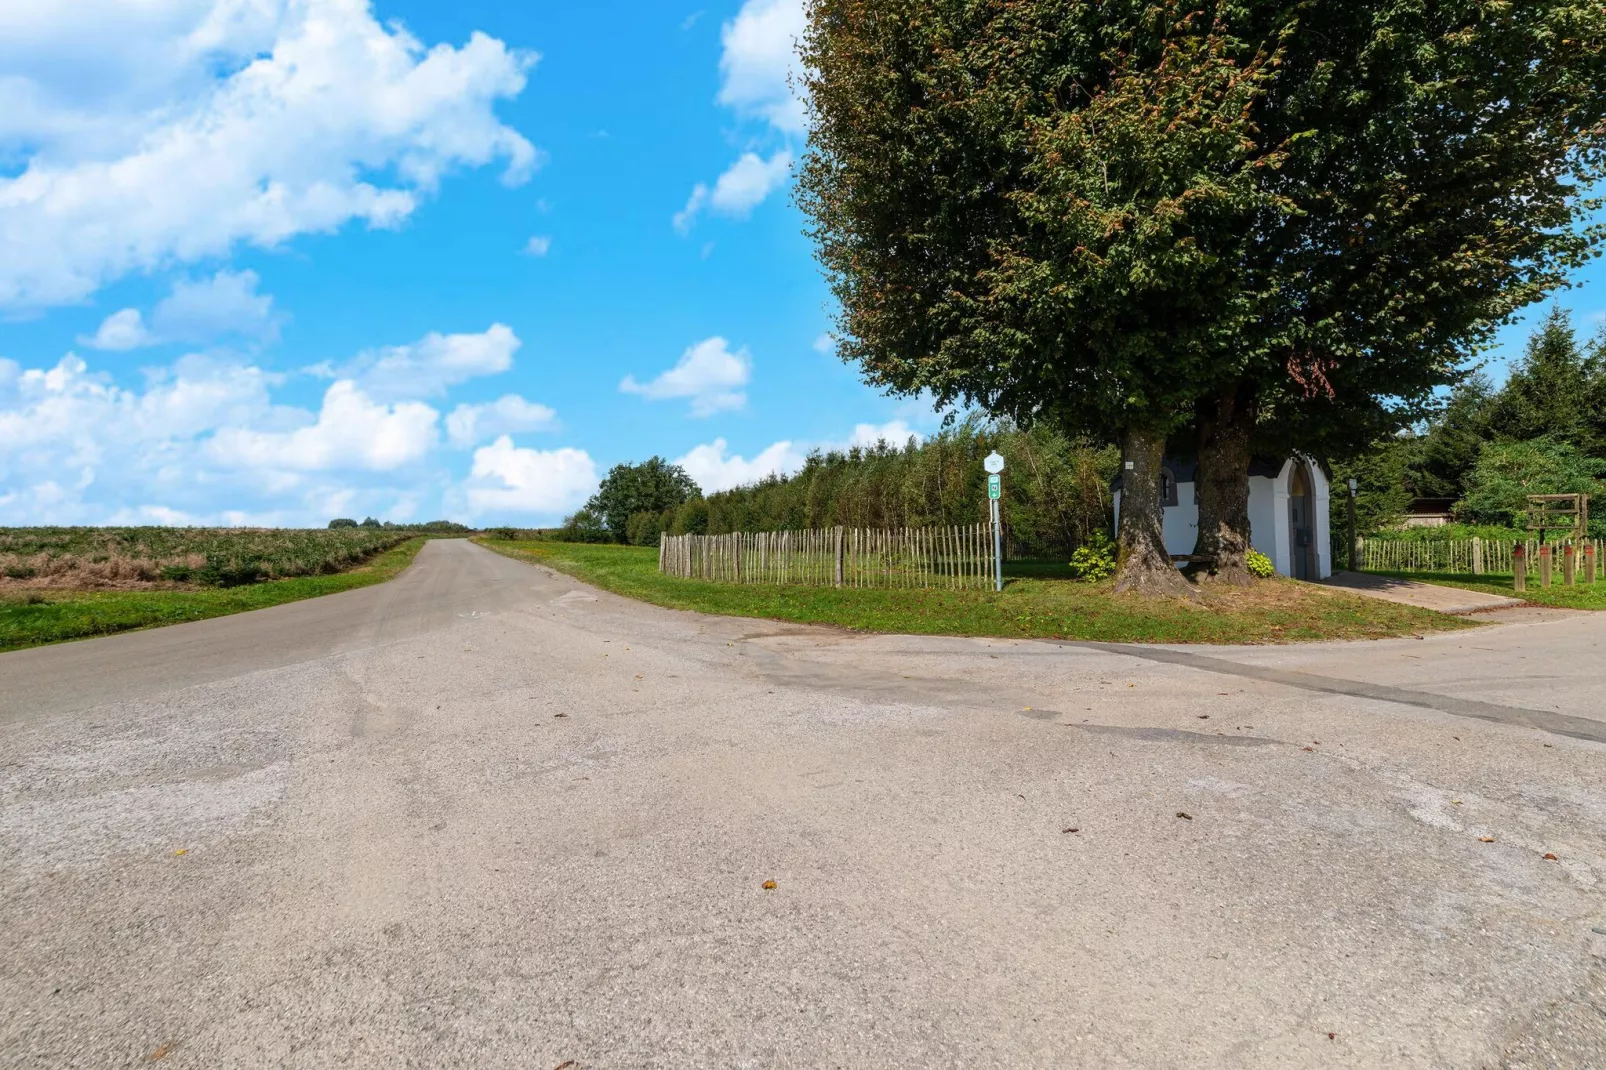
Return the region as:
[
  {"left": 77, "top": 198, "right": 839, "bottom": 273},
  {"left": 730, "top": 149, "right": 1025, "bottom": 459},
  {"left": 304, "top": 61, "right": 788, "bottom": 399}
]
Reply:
[{"left": 984, "top": 452, "right": 1005, "bottom": 592}]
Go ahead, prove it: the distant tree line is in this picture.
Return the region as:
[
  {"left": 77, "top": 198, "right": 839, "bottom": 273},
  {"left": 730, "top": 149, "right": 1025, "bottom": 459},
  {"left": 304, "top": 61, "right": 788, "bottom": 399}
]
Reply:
[
  {"left": 328, "top": 518, "right": 473, "bottom": 532},
  {"left": 1336, "top": 308, "right": 1606, "bottom": 537},
  {"left": 559, "top": 421, "right": 1118, "bottom": 558}
]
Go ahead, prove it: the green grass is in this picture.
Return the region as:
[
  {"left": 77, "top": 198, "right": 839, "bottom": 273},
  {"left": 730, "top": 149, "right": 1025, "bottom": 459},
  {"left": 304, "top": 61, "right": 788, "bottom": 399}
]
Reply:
[
  {"left": 481, "top": 539, "right": 1467, "bottom": 645},
  {"left": 0, "top": 537, "right": 428, "bottom": 653},
  {"left": 1366, "top": 570, "right": 1606, "bottom": 611}
]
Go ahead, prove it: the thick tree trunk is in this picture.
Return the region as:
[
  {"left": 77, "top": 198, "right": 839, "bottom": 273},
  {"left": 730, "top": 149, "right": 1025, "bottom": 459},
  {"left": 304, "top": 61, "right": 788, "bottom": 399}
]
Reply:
[
  {"left": 1114, "top": 426, "right": 1195, "bottom": 598},
  {"left": 1191, "top": 383, "right": 1257, "bottom": 585}
]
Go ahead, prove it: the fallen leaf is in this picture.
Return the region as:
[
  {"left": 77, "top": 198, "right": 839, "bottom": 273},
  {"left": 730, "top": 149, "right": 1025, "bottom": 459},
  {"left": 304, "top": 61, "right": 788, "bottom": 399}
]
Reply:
[
  {"left": 762, "top": 880, "right": 777, "bottom": 891},
  {"left": 553, "top": 1062, "right": 576, "bottom": 1070},
  {"left": 553, "top": 713, "right": 568, "bottom": 719},
  {"left": 1176, "top": 811, "right": 1193, "bottom": 821},
  {"left": 1327, "top": 1032, "right": 1337, "bottom": 1041},
  {"left": 1062, "top": 827, "right": 1080, "bottom": 834},
  {"left": 1544, "top": 853, "right": 1559, "bottom": 861},
  {"left": 1197, "top": 715, "right": 1209, "bottom": 720},
  {"left": 1302, "top": 747, "right": 1315, "bottom": 753},
  {"left": 147, "top": 1043, "right": 175, "bottom": 1062},
  {"left": 1479, "top": 836, "right": 1496, "bottom": 843},
  {"left": 172, "top": 849, "right": 187, "bottom": 857},
  {"left": 1452, "top": 800, "right": 1463, "bottom": 805}
]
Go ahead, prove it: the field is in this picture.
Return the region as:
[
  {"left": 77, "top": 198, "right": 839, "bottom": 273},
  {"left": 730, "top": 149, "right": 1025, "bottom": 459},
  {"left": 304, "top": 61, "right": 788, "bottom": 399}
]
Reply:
[
  {"left": 0, "top": 537, "right": 429, "bottom": 652},
  {"left": 480, "top": 539, "right": 1467, "bottom": 645},
  {"left": 0, "top": 527, "right": 416, "bottom": 588}
]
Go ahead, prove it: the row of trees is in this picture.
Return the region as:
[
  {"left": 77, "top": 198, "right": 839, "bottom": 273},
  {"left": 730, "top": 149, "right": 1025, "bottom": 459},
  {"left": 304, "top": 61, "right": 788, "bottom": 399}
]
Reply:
[
  {"left": 327, "top": 518, "right": 472, "bottom": 532},
  {"left": 1340, "top": 309, "right": 1606, "bottom": 536},
  {"left": 797, "top": 0, "right": 1606, "bottom": 594},
  {"left": 563, "top": 423, "right": 1119, "bottom": 555}
]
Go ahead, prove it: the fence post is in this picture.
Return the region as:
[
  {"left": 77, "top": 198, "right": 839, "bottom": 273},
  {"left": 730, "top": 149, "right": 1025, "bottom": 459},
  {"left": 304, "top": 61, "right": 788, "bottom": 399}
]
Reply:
[
  {"left": 1586, "top": 543, "right": 1598, "bottom": 585},
  {"left": 1471, "top": 536, "right": 1483, "bottom": 576},
  {"left": 1539, "top": 544, "right": 1552, "bottom": 588},
  {"left": 834, "top": 527, "right": 844, "bottom": 587},
  {"left": 1355, "top": 536, "right": 1365, "bottom": 572},
  {"left": 1513, "top": 543, "right": 1526, "bottom": 593},
  {"left": 1563, "top": 543, "right": 1576, "bottom": 586}
]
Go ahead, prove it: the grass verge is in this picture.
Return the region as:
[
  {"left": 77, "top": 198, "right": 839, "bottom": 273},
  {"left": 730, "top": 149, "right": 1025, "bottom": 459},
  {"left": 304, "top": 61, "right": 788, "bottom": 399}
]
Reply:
[
  {"left": 480, "top": 539, "right": 1467, "bottom": 644},
  {"left": 1366, "top": 570, "right": 1606, "bottom": 611},
  {"left": 0, "top": 537, "right": 428, "bottom": 653}
]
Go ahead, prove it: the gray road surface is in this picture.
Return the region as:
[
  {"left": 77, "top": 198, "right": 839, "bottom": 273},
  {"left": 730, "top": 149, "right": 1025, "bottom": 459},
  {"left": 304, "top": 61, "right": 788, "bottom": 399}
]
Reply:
[{"left": 2, "top": 539, "right": 1604, "bottom": 1068}]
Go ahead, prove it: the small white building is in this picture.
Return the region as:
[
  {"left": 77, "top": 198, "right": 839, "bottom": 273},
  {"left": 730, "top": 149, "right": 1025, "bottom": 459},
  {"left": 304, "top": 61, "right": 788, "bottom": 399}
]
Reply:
[{"left": 1115, "top": 456, "right": 1333, "bottom": 581}]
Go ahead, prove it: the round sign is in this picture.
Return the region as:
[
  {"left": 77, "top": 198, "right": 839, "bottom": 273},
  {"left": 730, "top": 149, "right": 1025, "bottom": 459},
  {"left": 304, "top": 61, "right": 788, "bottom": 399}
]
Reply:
[{"left": 983, "top": 451, "right": 1006, "bottom": 474}]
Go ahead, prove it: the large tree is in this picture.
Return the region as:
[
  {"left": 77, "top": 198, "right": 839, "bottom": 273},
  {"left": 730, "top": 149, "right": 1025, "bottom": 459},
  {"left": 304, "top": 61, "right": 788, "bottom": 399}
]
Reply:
[
  {"left": 586, "top": 458, "right": 700, "bottom": 543},
  {"left": 800, "top": 0, "right": 1293, "bottom": 595},
  {"left": 1191, "top": 0, "right": 1606, "bottom": 581},
  {"left": 800, "top": 0, "right": 1606, "bottom": 591}
]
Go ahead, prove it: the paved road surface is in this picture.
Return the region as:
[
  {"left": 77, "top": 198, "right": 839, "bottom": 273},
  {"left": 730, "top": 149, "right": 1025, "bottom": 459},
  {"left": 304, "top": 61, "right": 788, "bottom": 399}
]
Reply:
[{"left": 3, "top": 539, "right": 1604, "bottom": 1068}]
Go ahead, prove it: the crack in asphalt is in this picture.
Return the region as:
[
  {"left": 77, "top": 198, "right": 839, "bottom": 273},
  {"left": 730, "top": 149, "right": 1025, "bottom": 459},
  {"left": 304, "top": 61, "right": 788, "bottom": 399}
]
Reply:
[{"left": 1075, "top": 643, "right": 1606, "bottom": 745}]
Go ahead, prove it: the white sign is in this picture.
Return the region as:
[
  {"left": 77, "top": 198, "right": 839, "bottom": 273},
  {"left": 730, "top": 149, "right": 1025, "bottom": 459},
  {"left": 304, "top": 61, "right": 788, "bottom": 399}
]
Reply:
[{"left": 984, "top": 451, "right": 1006, "bottom": 475}]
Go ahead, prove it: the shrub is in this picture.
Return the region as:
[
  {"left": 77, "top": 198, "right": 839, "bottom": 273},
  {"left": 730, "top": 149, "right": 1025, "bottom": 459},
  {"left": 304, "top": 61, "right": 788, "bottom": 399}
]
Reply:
[
  {"left": 626, "top": 509, "right": 667, "bottom": 547},
  {"left": 1246, "top": 549, "right": 1275, "bottom": 578},
  {"left": 328, "top": 518, "right": 359, "bottom": 529},
  {"left": 1068, "top": 532, "right": 1116, "bottom": 581},
  {"left": 488, "top": 527, "right": 521, "bottom": 541}
]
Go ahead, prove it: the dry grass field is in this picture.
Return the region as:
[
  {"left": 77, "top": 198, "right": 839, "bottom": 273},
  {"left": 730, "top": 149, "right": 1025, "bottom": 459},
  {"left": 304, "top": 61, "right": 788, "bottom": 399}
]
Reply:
[{"left": 0, "top": 527, "right": 415, "bottom": 589}]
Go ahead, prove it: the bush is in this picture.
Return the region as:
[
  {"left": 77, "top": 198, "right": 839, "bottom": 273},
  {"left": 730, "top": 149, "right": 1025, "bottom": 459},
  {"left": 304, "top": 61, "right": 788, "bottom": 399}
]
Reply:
[
  {"left": 626, "top": 509, "right": 667, "bottom": 547},
  {"left": 1457, "top": 437, "right": 1605, "bottom": 536},
  {"left": 328, "top": 518, "right": 359, "bottom": 529},
  {"left": 1068, "top": 532, "right": 1116, "bottom": 581},
  {"left": 555, "top": 508, "right": 613, "bottom": 544},
  {"left": 488, "top": 527, "right": 521, "bottom": 541},
  {"left": 1246, "top": 549, "right": 1275, "bottom": 578}
]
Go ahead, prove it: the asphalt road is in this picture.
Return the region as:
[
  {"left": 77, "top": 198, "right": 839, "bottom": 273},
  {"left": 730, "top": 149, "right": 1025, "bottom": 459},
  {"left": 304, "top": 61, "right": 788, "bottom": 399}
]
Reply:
[{"left": 3, "top": 539, "right": 1604, "bottom": 1068}]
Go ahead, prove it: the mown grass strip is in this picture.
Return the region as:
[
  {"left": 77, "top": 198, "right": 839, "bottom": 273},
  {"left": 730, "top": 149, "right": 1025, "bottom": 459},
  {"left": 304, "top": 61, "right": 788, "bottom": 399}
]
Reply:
[
  {"left": 0, "top": 537, "right": 428, "bottom": 653},
  {"left": 480, "top": 539, "right": 1467, "bottom": 645}
]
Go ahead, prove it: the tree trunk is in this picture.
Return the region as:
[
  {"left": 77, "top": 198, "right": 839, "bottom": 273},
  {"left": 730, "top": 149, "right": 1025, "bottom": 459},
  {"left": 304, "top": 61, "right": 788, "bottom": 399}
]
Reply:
[
  {"left": 1114, "top": 426, "right": 1195, "bottom": 598},
  {"left": 1191, "top": 382, "right": 1257, "bottom": 585}
]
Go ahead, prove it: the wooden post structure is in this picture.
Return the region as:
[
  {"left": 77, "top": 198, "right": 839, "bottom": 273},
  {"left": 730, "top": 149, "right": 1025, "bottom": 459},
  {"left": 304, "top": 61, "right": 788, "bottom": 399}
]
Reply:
[
  {"left": 1563, "top": 543, "right": 1576, "bottom": 586},
  {"left": 834, "top": 527, "right": 844, "bottom": 588},
  {"left": 1538, "top": 544, "right": 1552, "bottom": 588},
  {"left": 1513, "top": 543, "right": 1527, "bottom": 593},
  {"left": 1586, "top": 543, "right": 1598, "bottom": 585},
  {"left": 1471, "top": 536, "right": 1483, "bottom": 576}
]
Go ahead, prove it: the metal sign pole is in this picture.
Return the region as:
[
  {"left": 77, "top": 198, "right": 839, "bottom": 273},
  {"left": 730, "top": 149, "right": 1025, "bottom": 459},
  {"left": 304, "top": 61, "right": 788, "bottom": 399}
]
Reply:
[{"left": 984, "top": 451, "right": 1005, "bottom": 593}]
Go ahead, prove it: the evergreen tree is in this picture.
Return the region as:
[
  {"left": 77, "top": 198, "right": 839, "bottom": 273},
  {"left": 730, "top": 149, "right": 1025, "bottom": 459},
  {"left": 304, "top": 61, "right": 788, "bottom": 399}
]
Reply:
[{"left": 1486, "top": 308, "right": 1592, "bottom": 447}]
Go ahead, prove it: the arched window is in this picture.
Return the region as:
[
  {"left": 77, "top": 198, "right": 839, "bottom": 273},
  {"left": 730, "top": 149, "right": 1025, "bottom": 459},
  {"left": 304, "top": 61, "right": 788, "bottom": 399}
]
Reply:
[{"left": 1159, "top": 466, "right": 1179, "bottom": 508}]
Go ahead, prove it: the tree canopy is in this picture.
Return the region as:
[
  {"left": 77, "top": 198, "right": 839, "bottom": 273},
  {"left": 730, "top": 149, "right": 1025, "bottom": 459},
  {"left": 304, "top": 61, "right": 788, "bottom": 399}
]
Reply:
[
  {"left": 799, "top": 0, "right": 1606, "bottom": 590},
  {"left": 585, "top": 457, "right": 700, "bottom": 542}
]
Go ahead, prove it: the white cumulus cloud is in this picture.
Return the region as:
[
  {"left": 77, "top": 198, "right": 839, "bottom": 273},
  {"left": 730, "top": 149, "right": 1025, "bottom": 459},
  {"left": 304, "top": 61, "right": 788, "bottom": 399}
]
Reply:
[
  {"left": 675, "top": 0, "right": 803, "bottom": 232},
  {"left": 0, "top": 0, "right": 539, "bottom": 310},
  {"left": 620, "top": 336, "right": 751, "bottom": 417},
  {"left": 83, "top": 269, "right": 279, "bottom": 350},
  {"left": 446, "top": 394, "right": 558, "bottom": 448},
  {"left": 674, "top": 150, "right": 792, "bottom": 233},
  {"left": 524, "top": 235, "right": 552, "bottom": 256},
  {"left": 674, "top": 437, "right": 805, "bottom": 494},
  {"left": 330, "top": 323, "right": 521, "bottom": 401},
  {"left": 718, "top": 0, "right": 806, "bottom": 135},
  {"left": 208, "top": 380, "right": 438, "bottom": 472},
  {"left": 465, "top": 435, "right": 597, "bottom": 517}
]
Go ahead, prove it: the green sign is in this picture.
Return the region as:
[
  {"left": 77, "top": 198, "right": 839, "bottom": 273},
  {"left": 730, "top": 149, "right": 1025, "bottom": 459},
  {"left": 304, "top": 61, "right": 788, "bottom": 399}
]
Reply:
[{"left": 987, "top": 474, "right": 1001, "bottom": 500}]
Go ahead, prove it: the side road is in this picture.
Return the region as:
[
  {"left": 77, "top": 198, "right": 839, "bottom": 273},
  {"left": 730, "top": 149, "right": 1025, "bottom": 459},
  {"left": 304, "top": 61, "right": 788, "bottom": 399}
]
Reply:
[{"left": 2, "top": 539, "right": 1602, "bottom": 1067}]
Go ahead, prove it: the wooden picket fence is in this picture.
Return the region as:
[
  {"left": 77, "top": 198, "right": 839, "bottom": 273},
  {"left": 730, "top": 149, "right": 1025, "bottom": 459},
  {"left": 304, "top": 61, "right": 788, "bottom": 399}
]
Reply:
[
  {"left": 1355, "top": 536, "right": 1604, "bottom": 576},
  {"left": 660, "top": 524, "right": 998, "bottom": 589}
]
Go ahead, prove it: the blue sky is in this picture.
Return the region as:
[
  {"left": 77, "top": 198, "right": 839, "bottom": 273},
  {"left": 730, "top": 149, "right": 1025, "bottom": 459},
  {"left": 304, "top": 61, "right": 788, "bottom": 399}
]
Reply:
[{"left": 0, "top": 0, "right": 1600, "bottom": 527}]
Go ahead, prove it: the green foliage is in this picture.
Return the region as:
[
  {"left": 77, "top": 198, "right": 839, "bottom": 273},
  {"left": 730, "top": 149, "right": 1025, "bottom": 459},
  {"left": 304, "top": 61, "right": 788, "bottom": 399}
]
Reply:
[
  {"left": 555, "top": 507, "right": 613, "bottom": 544},
  {"left": 328, "top": 518, "right": 358, "bottom": 529},
  {"left": 586, "top": 457, "right": 700, "bottom": 542},
  {"left": 626, "top": 510, "right": 667, "bottom": 547},
  {"left": 360, "top": 517, "right": 381, "bottom": 528},
  {"left": 675, "top": 420, "right": 1117, "bottom": 558},
  {"left": 1068, "top": 533, "right": 1116, "bottom": 582},
  {"left": 1362, "top": 524, "right": 1529, "bottom": 544},
  {"left": 1457, "top": 438, "right": 1606, "bottom": 535},
  {"left": 1486, "top": 309, "right": 1601, "bottom": 453},
  {"left": 1246, "top": 549, "right": 1275, "bottom": 579}
]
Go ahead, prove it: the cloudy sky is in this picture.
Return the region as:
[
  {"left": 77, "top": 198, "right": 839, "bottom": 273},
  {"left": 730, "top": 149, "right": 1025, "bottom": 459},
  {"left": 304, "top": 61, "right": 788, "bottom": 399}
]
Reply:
[{"left": 0, "top": 0, "right": 1596, "bottom": 527}]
